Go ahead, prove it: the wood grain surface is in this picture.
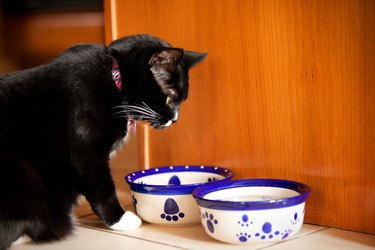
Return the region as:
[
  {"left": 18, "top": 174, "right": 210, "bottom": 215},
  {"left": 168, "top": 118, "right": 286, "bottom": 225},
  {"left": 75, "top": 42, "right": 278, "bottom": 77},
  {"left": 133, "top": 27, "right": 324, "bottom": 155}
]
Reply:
[{"left": 105, "top": 0, "right": 375, "bottom": 233}]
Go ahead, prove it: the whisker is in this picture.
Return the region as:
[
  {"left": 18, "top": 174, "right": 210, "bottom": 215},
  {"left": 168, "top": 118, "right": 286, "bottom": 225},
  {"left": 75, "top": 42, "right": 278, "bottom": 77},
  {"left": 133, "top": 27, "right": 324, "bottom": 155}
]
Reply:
[
  {"left": 122, "top": 106, "right": 155, "bottom": 115},
  {"left": 122, "top": 110, "right": 159, "bottom": 119},
  {"left": 126, "top": 109, "right": 160, "bottom": 117},
  {"left": 111, "top": 105, "right": 125, "bottom": 110},
  {"left": 112, "top": 101, "right": 164, "bottom": 128},
  {"left": 124, "top": 104, "right": 158, "bottom": 115},
  {"left": 112, "top": 110, "right": 128, "bottom": 115},
  {"left": 114, "top": 111, "right": 156, "bottom": 120},
  {"left": 113, "top": 106, "right": 153, "bottom": 116},
  {"left": 140, "top": 102, "right": 159, "bottom": 115}
]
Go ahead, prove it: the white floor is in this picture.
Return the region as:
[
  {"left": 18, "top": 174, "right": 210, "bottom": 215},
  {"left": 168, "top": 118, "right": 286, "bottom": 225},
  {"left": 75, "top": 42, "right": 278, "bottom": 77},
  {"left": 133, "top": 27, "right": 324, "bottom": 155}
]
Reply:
[{"left": 9, "top": 191, "right": 375, "bottom": 250}]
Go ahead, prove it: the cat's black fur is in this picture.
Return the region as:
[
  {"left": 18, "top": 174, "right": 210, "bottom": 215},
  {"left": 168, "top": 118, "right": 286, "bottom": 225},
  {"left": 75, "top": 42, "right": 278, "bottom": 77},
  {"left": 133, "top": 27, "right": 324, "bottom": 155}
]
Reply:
[{"left": 0, "top": 34, "right": 207, "bottom": 249}]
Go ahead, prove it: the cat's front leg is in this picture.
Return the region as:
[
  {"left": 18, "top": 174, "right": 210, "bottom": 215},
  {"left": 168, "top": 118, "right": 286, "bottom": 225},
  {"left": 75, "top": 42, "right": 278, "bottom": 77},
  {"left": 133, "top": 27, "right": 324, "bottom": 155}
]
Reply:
[{"left": 80, "top": 167, "right": 142, "bottom": 231}]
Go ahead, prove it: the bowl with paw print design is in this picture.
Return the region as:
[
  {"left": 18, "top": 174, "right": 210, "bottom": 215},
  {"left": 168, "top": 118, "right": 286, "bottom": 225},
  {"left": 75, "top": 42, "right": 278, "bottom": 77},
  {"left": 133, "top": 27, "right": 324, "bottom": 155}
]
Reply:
[
  {"left": 125, "top": 165, "right": 233, "bottom": 225},
  {"left": 192, "top": 179, "right": 311, "bottom": 244}
]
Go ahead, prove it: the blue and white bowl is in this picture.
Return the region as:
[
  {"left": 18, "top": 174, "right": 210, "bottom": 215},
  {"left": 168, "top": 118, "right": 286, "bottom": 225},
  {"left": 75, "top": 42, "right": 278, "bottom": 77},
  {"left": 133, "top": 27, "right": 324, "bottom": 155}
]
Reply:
[
  {"left": 125, "top": 165, "right": 233, "bottom": 225},
  {"left": 192, "top": 179, "right": 311, "bottom": 244}
]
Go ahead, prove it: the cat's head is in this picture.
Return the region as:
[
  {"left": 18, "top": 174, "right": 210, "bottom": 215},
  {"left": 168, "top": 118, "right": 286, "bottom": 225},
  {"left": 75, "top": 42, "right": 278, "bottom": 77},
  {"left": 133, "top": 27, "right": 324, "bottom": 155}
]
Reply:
[{"left": 109, "top": 35, "right": 207, "bottom": 129}]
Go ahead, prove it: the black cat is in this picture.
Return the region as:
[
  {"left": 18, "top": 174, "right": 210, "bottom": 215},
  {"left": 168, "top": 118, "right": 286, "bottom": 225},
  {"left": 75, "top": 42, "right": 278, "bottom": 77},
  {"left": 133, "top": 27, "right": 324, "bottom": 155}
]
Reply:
[{"left": 0, "top": 34, "right": 207, "bottom": 249}]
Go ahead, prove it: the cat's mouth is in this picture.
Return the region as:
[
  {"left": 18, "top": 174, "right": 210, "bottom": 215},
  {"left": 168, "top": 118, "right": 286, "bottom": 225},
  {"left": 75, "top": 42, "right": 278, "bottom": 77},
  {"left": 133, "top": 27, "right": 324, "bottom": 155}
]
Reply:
[
  {"left": 127, "top": 116, "right": 173, "bottom": 131},
  {"left": 115, "top": 102, "right": 176, "bottom": 130},
  {"left": 152, "top": 119, "right": 174, "bottom": 129},
  {"left": 141, "top": 118, "right": 174, "bottom": 130}
]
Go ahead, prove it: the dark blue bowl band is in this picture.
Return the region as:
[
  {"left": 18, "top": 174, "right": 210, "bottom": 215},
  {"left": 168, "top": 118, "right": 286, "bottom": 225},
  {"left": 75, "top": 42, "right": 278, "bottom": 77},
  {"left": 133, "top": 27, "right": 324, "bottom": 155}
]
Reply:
[
  {"left": 192, "top": 179, "right": 311, "bottom": 210},
  {"left": 125, "top": 165, "right": 234, "bottom": 195}
]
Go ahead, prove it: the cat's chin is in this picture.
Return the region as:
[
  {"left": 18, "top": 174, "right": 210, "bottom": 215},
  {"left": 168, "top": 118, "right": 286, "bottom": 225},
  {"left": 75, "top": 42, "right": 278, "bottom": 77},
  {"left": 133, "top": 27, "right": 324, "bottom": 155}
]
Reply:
[
  {"left": 163, "top": 120, "right": 173, "bottom": 127},
  {"left": 149, "top": 121, "right": 173, "bottom": 130}
]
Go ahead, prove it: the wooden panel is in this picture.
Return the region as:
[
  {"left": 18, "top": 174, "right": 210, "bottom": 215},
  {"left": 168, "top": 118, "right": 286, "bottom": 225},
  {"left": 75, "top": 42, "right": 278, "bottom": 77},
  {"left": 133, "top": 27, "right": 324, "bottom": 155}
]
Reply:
[
  {"left": 3, "top": 12, "right": 104, "bottom": 67},
  {"left": 106, "top": 0, "right": 375, "bottom": 233},
  {"left": 104, "top": 0, "right": 141, "bottom": 181}
]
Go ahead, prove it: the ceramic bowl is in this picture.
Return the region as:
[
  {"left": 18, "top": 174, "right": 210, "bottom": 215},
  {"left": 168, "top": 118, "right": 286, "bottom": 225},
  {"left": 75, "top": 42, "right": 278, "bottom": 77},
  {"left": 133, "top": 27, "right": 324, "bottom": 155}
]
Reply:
[
  {"left": 125, "top": 165, "right": 233, "bottom": 225},
  {"left": 192, "top": 179, "right": 311, "bottom": 244}
]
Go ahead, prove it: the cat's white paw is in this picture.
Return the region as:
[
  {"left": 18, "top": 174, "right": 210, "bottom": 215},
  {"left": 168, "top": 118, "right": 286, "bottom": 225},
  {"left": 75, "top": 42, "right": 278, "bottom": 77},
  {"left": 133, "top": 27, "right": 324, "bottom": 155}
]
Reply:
[
  {"left": 13, "top": 235, "right": 32, "bottom": 245},
  {"left": 109, "top": 211, "right": 142, "bottom": 231}
]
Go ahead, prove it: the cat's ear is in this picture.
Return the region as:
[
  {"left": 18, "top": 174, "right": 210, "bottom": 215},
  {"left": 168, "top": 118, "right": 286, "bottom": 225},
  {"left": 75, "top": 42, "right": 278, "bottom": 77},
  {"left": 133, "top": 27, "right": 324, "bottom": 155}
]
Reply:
[
  {"left": 183, "top": 51, "right": 208, "bottom": 69},
  {"left": 148, "top": 48, "right": 183, "bottom": 73}
]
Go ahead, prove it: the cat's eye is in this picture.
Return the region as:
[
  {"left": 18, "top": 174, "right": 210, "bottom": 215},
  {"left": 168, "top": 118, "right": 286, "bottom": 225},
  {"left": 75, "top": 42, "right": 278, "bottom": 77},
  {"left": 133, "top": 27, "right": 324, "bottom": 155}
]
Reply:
[{"left": 166, "top": 96, "right": 173, "bottom": 105}]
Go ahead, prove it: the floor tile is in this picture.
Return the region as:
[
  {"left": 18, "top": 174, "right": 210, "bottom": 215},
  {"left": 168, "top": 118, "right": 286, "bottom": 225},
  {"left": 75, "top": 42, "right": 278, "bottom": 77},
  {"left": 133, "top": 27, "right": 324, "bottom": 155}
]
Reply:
[
  {"left": 9, "top": 226, "right": 181, "bottom": 250},
  {"left": 79, "top": 214, "right": 324, "bottom": 250},
  {"left": 264, "top": 228, "right": 375, "bottom": 250}
]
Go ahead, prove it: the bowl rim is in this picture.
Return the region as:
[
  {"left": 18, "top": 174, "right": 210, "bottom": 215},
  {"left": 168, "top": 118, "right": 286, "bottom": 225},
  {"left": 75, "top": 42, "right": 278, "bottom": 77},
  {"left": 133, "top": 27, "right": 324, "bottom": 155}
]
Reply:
[
  {"left": 192, "top": 179, "right": 311, "bottom": 210},
  {"left": 125, "top": 165, "right": 234, "bottom": 195}
]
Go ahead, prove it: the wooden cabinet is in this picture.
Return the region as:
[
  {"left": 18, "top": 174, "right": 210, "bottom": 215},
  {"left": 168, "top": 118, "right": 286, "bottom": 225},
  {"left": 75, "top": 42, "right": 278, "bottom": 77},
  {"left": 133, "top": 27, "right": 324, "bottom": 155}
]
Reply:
[
  {"left": 2, "top": 11, "right": 104, "bottom": 69},
  {"left": 105, "top": 0, "right": 375, "bottom": 233}
]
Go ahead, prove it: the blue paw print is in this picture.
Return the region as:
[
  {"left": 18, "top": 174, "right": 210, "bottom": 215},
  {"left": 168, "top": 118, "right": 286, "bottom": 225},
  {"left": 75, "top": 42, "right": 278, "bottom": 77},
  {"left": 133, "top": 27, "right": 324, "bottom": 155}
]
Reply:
[
  {"left": 160, "top": 198, "right": 185, "bottom": 221},
  {"left": 291, "top": 212, "right": 299, "bottom": 225},
  {"left": 238, "top": 214, "right": 253, "bottom": 227},
  {"left": 202, "top": 212, "right": 218, "bottom": 233},
  {"left": 282, "top": 228, "right": 293, "bottom": 239},
  {"left": 236, "top": 214, "right": 253, "bottom": 242},
  {"left": 255, "top": 222, "right": 280, "bottom": 240},
  {"left": 168, "top": 175, "right": 181, "bottom": 185},
  {"left": 236, "top": 232, "right": 251, "bottom": 242}
]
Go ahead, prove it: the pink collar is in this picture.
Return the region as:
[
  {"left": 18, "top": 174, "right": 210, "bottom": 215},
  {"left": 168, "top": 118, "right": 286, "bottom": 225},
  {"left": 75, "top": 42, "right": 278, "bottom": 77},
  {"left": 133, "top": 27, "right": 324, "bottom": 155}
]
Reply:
[{"left": 111, "top": 57, "right": 122, "bottom": 92}]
